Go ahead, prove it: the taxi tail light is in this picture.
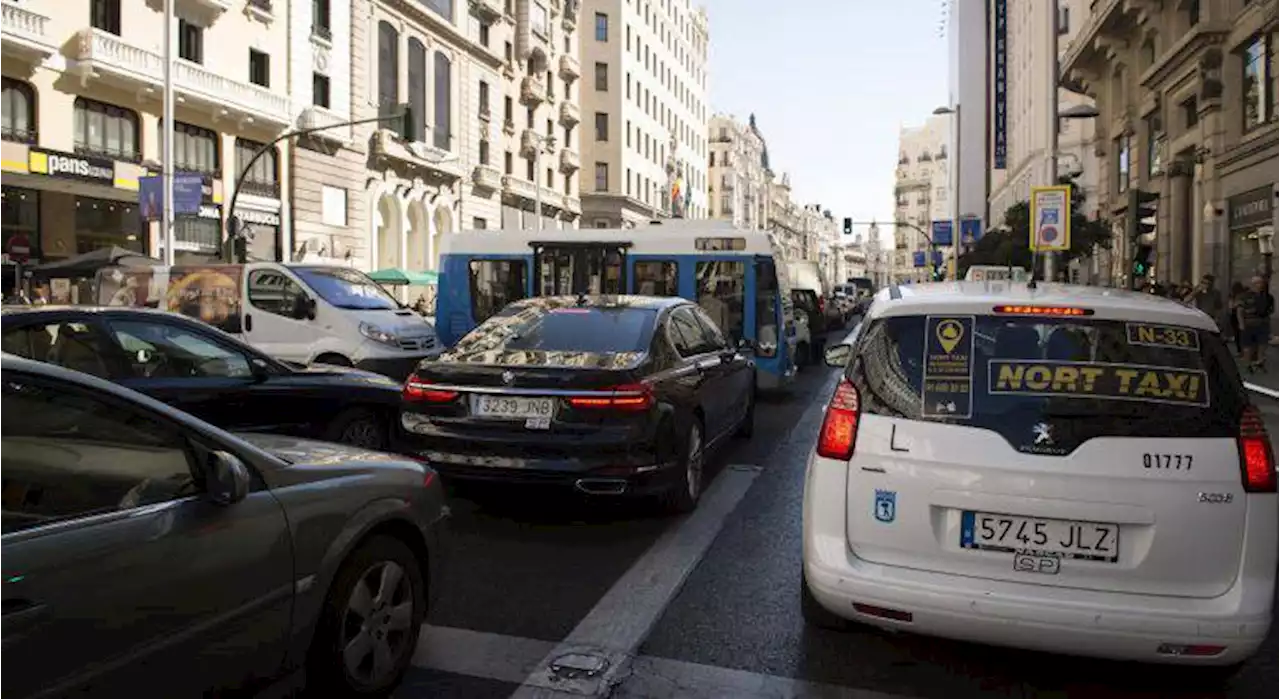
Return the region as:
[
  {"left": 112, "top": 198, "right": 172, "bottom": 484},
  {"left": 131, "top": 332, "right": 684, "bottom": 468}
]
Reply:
[
  {"left": 402, "top": 374, "right": 460, "bottom": 403},
  {"left": 568, "top": 384, "right": 654, "bottom": 412},
  {"left": 816, "top": 377, "right": 861, "bottom": 461},
  {"left": 1238, "top": 405, "right": 1276, "bottom": 493}
]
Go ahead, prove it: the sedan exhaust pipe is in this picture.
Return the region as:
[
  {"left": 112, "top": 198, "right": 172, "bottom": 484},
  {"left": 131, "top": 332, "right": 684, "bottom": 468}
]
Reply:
[{"left": 574, "top": 478, "right": 628, "bottom": 495}]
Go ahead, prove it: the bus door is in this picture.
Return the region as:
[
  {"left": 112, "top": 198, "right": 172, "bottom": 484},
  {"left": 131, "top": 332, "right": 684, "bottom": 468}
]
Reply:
[{"left": 531, "top": 242, "right": 631, "bottom": 296}]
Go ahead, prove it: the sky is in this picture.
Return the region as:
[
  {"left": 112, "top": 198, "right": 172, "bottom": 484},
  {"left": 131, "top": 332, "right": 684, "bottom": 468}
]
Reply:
[{"left": 699, "top": 0, "right": 951, "bottom": 244}]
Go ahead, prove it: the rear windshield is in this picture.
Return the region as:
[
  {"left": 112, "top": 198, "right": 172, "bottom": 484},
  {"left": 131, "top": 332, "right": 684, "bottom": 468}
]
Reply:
[
  {"left": 452, "top": 304, "right": 656, "bottom": 354},
  {"left": 848, "top": 278, "right": 875, "bottom": 291},
  {"left": 849, "top": 315, "right": 1245, "bottom": 452}
]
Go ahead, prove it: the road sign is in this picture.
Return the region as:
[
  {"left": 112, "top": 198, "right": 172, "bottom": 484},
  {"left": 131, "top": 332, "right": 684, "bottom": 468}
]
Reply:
[
  {"left": 1030, "top": 185, "right": 1071, "bottom": 252},
  {"left": 931, "top": 220, "right": 954, "bottom": 246},
  {"left": 7, "top": 233, "right": 31, "bottom": 264},
  {"left": 959, "top": 217, "right": 983, "bottom": 244}
]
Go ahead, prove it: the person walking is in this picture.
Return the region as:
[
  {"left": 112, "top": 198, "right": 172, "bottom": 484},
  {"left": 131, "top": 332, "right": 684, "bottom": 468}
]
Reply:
[
  {"left": 1227, "top": 281, "right": 1246, "bottom": 355},
  {"left": 1237, "top": 276, "right": 1275, "bottom": 373}
]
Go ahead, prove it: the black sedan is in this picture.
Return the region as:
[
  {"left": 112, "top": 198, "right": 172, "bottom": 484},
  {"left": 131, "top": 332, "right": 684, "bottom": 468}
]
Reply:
[
  {"left": 1, "top": 354, "right": 446, "bottom": 698},
  {"left": 1, "top": 306, "right": 405, "bottom": 450},
  {"left": 399, "top": 295, "right": 756, "bottom": 512}
]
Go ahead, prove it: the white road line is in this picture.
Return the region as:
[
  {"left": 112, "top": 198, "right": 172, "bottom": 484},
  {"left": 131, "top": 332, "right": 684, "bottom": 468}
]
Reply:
[
  {"left": 1244, "top": 382, "right": 1279, "bottom": 400},
  {"left": 412, "top": 626, "right": 914, "bottom": 699},
  {"left": 510, "top": 464, "right": 761, "bottom": 697}
]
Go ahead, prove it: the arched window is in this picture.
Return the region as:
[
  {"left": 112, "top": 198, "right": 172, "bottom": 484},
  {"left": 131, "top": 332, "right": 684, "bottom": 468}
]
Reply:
[
  {"left": 433, "top": 51, "right": 452, "bottom": 150},
  {"left": 235, "top": 139, "right": 279, "bottom": 197},
  {"left": 1, "top": 78, "right": 36, "bottom": 144},
  {"left": 377, "top": 21, "right": 399, "bottom": 120},
  {"left": 407, "top": 38, "right": 427, "bottom": 143},
  {"left": 73, "top": 97, "right": 140, "bottom": 161}
]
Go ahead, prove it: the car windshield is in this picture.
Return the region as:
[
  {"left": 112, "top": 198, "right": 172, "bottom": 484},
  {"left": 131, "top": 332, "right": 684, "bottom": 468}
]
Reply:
[
  {"left": 452, "top": 304, "right": 657, "bottom": 355},
  {"left": 850, "top": 314, "right": 1245, "bottom": 443},
  {"left": 292, "top": 267, "right": 401, "bottom": 311}
]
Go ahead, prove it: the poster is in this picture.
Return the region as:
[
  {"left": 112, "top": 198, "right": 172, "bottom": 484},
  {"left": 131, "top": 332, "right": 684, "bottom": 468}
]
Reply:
[
  {"left": 165, "top": 266, "right": 244, "bottom": 334},
  {"left": 921, "top": 315, "right": 975, "bottom": 418},
  {"left": 1031, "top": 185, "right": 1071, "bottom": 252}
]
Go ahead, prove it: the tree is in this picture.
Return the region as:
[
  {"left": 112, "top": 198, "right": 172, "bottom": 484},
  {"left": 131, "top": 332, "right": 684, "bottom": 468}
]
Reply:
[{"left": 957, "top": 174, "right": 1112, "bottom": 279}]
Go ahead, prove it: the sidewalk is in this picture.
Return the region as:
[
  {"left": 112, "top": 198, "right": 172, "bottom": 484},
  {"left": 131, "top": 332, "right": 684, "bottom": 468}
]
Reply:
[{"left": 1236, "top": 341, "right": 1278, "bottom": 393}]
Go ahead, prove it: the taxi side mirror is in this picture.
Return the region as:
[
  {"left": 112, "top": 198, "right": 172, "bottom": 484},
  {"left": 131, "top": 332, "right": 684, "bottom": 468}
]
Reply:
[{"left": 824, "top": 343, "right": 853, "bottom": 368}]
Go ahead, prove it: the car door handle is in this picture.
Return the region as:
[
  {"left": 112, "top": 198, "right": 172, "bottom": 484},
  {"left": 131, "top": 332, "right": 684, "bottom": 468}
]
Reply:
[
  {"left": 695, "top": 358, "right": 721, "bottom": 371},
  {"left": 3, "top": 599, "right": 49, "bottom": 626},
  {"left": 244, "top": 313, "right": 253, "bottom": 332}
]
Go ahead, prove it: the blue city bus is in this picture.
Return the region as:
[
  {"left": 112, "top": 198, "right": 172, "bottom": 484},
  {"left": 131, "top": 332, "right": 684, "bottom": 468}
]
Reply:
[{"left": 434, "top": 220, "right": 797, "bottom": 391}]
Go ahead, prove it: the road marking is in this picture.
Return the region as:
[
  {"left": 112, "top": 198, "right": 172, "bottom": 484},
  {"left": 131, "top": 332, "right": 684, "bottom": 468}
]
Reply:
[
  {"left": 1245, "top": 382, "right": 1278, "bottom": 400},
  {"left": 412, "top": 626, "right": 911, "bottom": 699}
]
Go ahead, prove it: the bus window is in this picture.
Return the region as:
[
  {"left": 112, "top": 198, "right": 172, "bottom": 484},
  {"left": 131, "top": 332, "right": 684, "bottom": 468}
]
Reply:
[
  {"left": 469, "top": 260, "right": 527, "bottom": 323},
  {"left": 694, "top": 260, "right": 745, "bottom": 343},
  {"left": 634, "top": 261, "right": 679, "bottom": 296},
  {"left": 754, "top": 259, "right": 779, "bottom": 357},
  {"left": 534, "top": 246, "right": 626, "bottom": 295}
]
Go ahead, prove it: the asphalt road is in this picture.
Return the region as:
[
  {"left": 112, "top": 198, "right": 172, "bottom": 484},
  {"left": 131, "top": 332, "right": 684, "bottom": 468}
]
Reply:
[{"left": 391, "top": 325, "right": 1279, "bottom": 699}]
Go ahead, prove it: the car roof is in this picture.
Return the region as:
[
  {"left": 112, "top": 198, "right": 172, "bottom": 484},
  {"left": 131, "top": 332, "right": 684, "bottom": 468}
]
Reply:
[
  {"left": 3, "top": 304, "right": 174, "bottom": 318},
  {"left": 510, "top": 295, "right": 688, "bottom": 311},
  {"left": 867, "top": 281, "right": 1219, "bottom": 332}
]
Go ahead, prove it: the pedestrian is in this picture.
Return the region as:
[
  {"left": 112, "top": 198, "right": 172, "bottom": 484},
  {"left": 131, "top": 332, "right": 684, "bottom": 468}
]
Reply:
[
  {"left": 1236, "top": 275, "right": 1274, "bottom": 373},
  {"left": 1189, "top": 274, "right": 1225, "bottom": 330},
  {"left": 1227, "top": 281, "right": 1246, "bottom": 355}
]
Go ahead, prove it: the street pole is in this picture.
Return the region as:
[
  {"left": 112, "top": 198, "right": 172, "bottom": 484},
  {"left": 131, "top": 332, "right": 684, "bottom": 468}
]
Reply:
[
  {"left": 162, "top": 0, "right": 175, "bottom": 266},
  {"left": 1043, "top": 2, "right": 1060, "bottom": 283}
]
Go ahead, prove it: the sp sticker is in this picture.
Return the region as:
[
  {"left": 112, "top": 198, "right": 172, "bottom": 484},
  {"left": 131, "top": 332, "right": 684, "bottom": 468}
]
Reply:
[{"left": 874, "top": 490, "right": 896, "bottom": 523}]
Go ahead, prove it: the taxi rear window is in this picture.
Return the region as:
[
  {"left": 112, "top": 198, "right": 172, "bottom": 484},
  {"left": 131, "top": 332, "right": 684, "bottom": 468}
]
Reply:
[{"left": 849, "top": 315, "right": 1245, "bottom": 442}]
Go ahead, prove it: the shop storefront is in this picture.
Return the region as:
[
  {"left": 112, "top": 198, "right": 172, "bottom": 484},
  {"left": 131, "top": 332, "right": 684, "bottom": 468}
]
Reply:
[
  {"left": 1227, "top": 184, "right": 1276, "bottom": 285},
  {"left": 174, "top": 204, "right": 224, "bottom": 265},
  {"left": 0, "top": 142, "right": 149, "bottom": 264},
  {"left": 236, "top": 208, "right": 282, "bottom": 262}
]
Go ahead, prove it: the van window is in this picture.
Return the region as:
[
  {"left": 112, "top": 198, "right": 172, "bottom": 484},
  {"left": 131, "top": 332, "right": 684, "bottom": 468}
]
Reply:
[
  {"left": 633, "top": 260, "right": 678, "bottom": 296},
  {"left": 247, "top": 269, "right": 307, "bottom": 318},
  {"left": 694, "top": 260, "right": 745, "bottom": 343},
  {"left": 849, "top": 315, "right": 1244, "bottom": 455},
  {"left": 293, "top": 266, "right": 399, "bottom": 311},
  {"left": 469, "top": 259, "right": 527, "bottom": 323}
]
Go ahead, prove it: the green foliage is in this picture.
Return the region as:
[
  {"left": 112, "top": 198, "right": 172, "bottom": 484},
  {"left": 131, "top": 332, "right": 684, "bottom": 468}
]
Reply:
[{"left": 957, "top": 174, "right": 1112, "bottom": 279}]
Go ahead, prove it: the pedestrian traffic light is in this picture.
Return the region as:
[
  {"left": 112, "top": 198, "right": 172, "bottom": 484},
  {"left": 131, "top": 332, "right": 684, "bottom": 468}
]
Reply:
[{"left": 843, "top": 217, "right": 852, "bottom": 235}]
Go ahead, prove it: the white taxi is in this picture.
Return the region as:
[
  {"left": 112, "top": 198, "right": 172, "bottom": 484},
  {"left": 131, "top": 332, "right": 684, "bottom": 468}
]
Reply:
[{"left": 802, "top": 281, "right": 1277, "bottom": 668}]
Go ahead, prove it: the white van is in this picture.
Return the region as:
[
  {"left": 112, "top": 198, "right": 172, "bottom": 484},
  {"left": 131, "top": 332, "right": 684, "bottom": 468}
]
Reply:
[{"left": 96, "top": 262, "right": 443, "bottom": 379}]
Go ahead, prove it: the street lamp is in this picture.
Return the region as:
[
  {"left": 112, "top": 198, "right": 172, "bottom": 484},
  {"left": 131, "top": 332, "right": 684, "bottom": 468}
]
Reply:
[{"left": 531, "top": 134, "right": 557, "bottom": 231}]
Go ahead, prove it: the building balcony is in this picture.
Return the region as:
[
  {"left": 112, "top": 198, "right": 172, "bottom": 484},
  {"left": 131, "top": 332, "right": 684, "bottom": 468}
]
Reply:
[
  {"left": 558, "top": 148, "right": 579, "bottom": 173},
  {"left": 558, "top": 101, "right": 580, "bottom": 126},
  {"left": 2, "top": 2, "right": 57, "bottom": 60},
  {"left": 472, "top": 164, "right": 502, "bottom": 191},
  {"left": 176, "top": 0, "right": 235, "bottom": 22},
  {"left": 502, "top": 174, "right": 540, "bottom": 201},
  {"left": 372, "top": 129, "right": 465, "bottom": 179},
  {"left": 520, "top": 75, "right": 546, "bottom": 105},
  {"left": 72, "top": 27, "right": 291, "bottom": 129},
  {"left": 563, "top": 195, "right": 581, "bottom": 215},
  {"left": 297, "top": 106, "right": 348, "bottom": 141},
  {"left": 469, "top": 0, "right": 503, "bottom": 22},
  {"left": 520, "top": 129, "right": 545, "bottom": 157},
  {"left": 558, "top": 54, "right": 581, "bottom": 81}
]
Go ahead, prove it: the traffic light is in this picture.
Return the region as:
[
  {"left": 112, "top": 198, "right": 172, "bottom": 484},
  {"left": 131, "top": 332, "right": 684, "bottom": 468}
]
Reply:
[
  {"left": 843, "top": 217, "right": 852, "bottom": 235},
  {"left": 1126, "top": 188, "right": 1158, "bottom": 285}
]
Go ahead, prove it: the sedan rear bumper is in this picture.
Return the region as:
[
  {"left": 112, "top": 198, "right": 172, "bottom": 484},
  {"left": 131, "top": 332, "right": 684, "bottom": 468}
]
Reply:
[{"left": 419, "top": 450, "right": 682, "bottom": 496}]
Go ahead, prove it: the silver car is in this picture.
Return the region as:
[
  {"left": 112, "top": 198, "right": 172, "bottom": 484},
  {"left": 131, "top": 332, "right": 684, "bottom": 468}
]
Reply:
[{"left": 0, "top": 354, "right": 447, "bottom": 698}]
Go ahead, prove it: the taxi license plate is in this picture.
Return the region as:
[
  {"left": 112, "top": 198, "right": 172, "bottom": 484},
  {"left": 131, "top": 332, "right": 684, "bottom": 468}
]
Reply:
[
  {"left": 960, "top": 511, "right": 1119, "bottom": 563},
  {"left": 471, "top": 395, "right": 556, "bottom": 420}
]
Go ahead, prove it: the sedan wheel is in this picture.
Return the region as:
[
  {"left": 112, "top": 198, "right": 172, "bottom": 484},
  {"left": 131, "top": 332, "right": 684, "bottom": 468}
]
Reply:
[
  {"left": 662, "top": 421, "right": 704, "bottom": 513},
  {"left": 308, "top": 536, "right": 426, "bottom": 697},
  {"left": 327, "top": 409, "right": 387, "bottom": 450}
]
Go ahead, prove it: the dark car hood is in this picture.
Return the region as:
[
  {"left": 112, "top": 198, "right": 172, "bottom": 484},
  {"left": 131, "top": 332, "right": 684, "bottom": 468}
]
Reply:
[
  {"left": 235, "top": 432, "right": 410, "bottom": 466},
  {"left": 289, "top": 362, "right": 403, "bottom": 387}
]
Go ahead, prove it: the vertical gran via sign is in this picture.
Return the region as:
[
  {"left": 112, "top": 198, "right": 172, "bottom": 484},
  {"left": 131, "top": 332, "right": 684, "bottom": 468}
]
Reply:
[{"left": 993, "top": 0, "right": 1008, "bottom": 170}]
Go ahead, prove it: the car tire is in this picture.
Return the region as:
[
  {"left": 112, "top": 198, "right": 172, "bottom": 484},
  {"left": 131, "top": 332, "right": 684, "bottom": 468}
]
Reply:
[
  {"left": 326, "top": 408, "right": 388, "bottom": 450},
  {"left": 661, "top": 419, "right": 705, "bottom": 514},
  {"left": 734, "top": 387, "right": 755, "bottom": 439},
  {"left": 800, "top": 569, "right": 849, "bottom": 631},
  {"left": 307, "top": 536, "right": 427, "bottom": 697}
]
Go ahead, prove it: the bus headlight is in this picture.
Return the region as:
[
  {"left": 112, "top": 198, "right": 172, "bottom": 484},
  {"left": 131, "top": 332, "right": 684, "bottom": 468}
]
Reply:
[
  {"left": 757, "top": 341, "right": 777, "bottom": 358},
  {"left": 359, "top": 322, "right": 400, "bottom": 347}
]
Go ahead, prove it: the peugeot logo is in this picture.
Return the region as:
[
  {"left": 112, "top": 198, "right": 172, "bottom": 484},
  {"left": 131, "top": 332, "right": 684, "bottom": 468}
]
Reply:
[
  {"left": 501, "top": 370, "right": 516, "bottom": 385},
  {"left": 1032, "top": 422, "right": 1054, "bottom": 446}
]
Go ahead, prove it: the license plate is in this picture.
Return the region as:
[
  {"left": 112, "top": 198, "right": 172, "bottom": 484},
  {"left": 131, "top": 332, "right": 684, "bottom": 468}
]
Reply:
[
  {"left": 960, "top": 511, "right": 1119, "bottom": 563},
  {"left": 471, "top": 395, "right": 556, "bottom": 420}
]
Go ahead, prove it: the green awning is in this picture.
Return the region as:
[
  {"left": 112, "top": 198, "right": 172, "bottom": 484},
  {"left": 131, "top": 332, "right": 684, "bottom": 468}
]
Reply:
[{"left": 368, "top": 268, "right": 439, "bottom": 285}]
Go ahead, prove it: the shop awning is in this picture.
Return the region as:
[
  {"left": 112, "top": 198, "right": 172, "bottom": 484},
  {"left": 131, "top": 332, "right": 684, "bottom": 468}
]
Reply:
[
  {"left": 368, "top": 268, "right": 438, "bottom": 286},
  {"left": 32, "top": 246, "right": 161, "bottom": 279}
]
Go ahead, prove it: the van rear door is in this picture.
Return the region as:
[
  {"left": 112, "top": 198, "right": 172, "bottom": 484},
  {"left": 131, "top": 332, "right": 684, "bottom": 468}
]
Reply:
[{"left": 843, "top": 313, "right": 1253, "bottom": 598}]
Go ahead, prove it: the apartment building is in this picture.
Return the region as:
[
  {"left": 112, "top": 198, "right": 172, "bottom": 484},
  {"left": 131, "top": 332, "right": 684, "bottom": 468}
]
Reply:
[
  {"left": 767, "top": 173, "right": 802, "bottom": 260},
  {"left": 578, "top": 0, "right": 709, "bottom": 227},
  {"left": 2, "top": 0, "right": 291, "bottom": 274},
  {"left": 1063, "top": 0, "right": 1277, "bottom": 290},
  {"left": 707, "top": 112, "right": 770, "bottom": 230},
  {"left": 892, "top": 115, "right": 951, "bottom": 282},
  {"left": 987, "top": 0, "right": 1099, "bottom": 232}
]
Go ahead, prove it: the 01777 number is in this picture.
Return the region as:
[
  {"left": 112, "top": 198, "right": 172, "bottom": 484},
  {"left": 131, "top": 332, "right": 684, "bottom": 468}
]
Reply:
[{"left": 1143, "top": 453, "right": 1192, "bottom": 470}]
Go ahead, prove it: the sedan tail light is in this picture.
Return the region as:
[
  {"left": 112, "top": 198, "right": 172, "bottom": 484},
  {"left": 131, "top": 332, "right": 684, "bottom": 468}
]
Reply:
[
  {"left": 568, "top": 384, "right": 655, "bottom": 412},
  {"left": 403, "top": 374, "right": 460, "bottom": 403},
  {"left": 816, "top": 377, "right": 861, "bottom": 460},
  {"left": 1239, "top": 405, "right": 1276, "bottom": 493}
]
